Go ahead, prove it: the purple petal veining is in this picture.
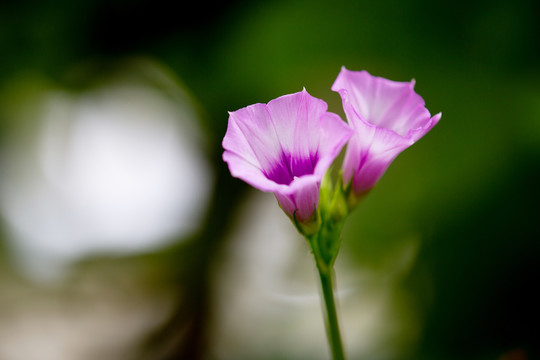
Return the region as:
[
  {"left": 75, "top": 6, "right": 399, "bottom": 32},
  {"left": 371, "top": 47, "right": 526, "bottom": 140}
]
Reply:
[
  {"left": 223, "top": 89, "right": 352, "bottom": 222},
  {"left": 332, "top": 67, "right": 441, "bottom": 196}
]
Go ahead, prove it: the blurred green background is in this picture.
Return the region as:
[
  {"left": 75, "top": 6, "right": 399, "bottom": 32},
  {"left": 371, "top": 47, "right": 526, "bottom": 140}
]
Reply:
[{"left": 0, "top": 0, "right": 538, "bottom": 359}]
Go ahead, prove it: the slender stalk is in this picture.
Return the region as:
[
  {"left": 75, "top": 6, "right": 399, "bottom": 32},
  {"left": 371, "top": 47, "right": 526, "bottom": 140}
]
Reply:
[
  {"left": 303, "top": 178, "right": 348, "bottom": 359},
  {"left": 316, "top": 263, "right": 345, "bottom": 360}
]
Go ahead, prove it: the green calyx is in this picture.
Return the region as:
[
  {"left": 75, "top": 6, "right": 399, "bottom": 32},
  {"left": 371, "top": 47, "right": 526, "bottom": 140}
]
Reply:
[
  {"left": 292, "top": 207, "right": 322, "bottom": 237},
  {"left": 305, "top": 171, "right": 350, "bottom": 272}
]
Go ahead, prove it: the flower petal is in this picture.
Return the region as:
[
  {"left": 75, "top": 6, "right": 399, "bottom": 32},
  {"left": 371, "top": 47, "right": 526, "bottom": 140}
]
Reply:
[
  {"left": 224, "top": 104, "right": 282, "bottom": 171},
  {"left": 222, "top": 151, "right": 279, "bottom": 192},
  {"left": 274, "top": 175, "right": 320, "bottom": 222},
  {"left": 266, "top": 89, "right": 326, "bottom": 161},
  {"left": 223, "top": 89, "right": 351, "bottom": 222},
  {"left": 407, "top": 112, "right": 442, "bottom": 142},
  {"left": 314, "top": 112, "right": 354, "bottom": 177},
  {"left": 332, "top": 67, "right": 433, "bottom": 137},
  {"left": 333, "top": 67, "right": 440, "bottom": 196},
  {"left": 343, "top": 125, "right": 411, "bottom": 193}
]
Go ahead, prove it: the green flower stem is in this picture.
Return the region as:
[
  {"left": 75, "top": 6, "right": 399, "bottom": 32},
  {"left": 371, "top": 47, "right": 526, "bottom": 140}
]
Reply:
[
  {"left": 317, "top": 262, "right": 345, "bottom": 360},
  {"left": 301, "top": 172, "right": 348, "bottom": 359},
  {"left": 307, "top": 224, "right": 346, "bottom": 360}
]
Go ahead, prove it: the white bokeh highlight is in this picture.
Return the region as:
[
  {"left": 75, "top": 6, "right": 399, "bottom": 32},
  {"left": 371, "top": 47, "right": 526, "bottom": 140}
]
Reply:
[{"left": 0, "top": 74, "right": 213, "bottom": 280}]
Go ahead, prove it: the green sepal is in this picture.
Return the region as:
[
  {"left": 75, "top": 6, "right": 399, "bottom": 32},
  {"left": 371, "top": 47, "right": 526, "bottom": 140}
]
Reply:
[
  {"left": 343, "top": 177, "right": 372, "bottom": 212},
  {"left": 292, "top": 207, "right": 321, "bottom": 237},
  {"left": 306, "top": 170, "right": 349, "bottom": 273},
  {"left": 307, "top": 217, "right": 345, "bottom": 274}
]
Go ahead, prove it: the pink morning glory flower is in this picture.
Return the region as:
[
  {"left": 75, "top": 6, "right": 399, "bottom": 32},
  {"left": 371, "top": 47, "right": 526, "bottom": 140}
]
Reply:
[
  {"left": 332, "top": 67, "right": 441, "bottom": 198},
  {"left": 223, "top": 89, "right": 352, "bottom": 223}
]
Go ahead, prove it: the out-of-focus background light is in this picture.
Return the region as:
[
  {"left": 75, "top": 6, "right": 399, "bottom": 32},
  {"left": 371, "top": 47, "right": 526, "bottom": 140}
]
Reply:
[
  {"left": 210, "top": 192, "right": 422, "bottom": 360},
  {"left": 0, "top": 59, "right": 214, "bottom": 359},
  {"left": 0, "top": 0, "right": 539, "bottom": 359},
  {"left": 0, "top": 60, "right": 212, "bottom": 280}
]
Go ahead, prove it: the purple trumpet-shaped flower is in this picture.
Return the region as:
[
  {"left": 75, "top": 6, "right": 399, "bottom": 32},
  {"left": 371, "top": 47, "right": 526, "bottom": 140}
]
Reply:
[
  {"left": 223, "top": 89, "right": 352, "bottom": 223},
  {"left": 332, "top": 67, "right": 441, "bottom": 198}
]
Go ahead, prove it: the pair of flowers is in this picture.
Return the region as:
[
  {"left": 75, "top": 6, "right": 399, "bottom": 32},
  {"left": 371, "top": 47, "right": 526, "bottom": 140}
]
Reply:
[{"left": 223, "top": 67, "right": 441, "bottom": 228}]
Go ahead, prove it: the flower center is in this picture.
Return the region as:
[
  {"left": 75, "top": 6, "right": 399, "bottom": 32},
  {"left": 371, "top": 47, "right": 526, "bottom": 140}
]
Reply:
[{"left": 264, "top": 152, "right": 318, "bottom": 185}]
